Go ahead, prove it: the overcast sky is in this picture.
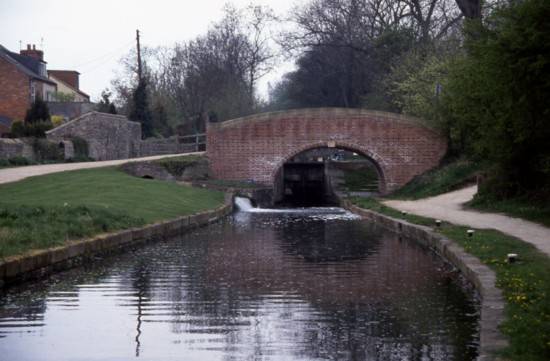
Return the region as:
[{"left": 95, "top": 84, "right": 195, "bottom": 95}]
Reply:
[{"left": 0, "top": 0, "right": 298, "bottom": 101}]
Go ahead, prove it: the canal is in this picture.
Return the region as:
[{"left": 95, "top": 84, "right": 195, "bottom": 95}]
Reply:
[{"left": 0, "top": 206, "right": 479, "bottom": 360}]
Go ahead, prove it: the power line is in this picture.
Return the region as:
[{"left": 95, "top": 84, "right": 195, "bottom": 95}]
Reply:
[{"left": 72, "top": 40, "right": 134, "bottom": 70}]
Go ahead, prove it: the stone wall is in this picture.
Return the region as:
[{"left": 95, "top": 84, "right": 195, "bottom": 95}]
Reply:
[
  {"left": 2, "top": 112, "right": 196, "bottom": 162},
  {"left": 0, "top": 138, "right": 35, "bottom": 160},
  {"left": 46, "top": 112, "right": 142, "bottom": 161},
  {"left": 207, "top": 108, "right": 447, "bottom": 194}
]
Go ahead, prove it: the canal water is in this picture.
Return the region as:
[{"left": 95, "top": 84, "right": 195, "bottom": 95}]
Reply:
[{"left": 0, "top": 207, "right": 479, "bottom": 361}]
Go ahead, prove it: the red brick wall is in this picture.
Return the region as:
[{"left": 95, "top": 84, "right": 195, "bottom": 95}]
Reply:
[
  {"left": 207, "top": 108, "right": 447, "bottom": 193},
  {"left": 0, "top": 57, "right": 30, "bottom": 123},
  {"left": 48, "top": 70, "right": 79, "bottom": 89}
]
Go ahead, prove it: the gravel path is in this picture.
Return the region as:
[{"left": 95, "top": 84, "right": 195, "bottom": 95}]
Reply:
[
  {"left": 384, "top": 186, "right": 550, "bottom": 257},
  {"left": 0, "top": 153, "right": 203, "bottom": 185}
]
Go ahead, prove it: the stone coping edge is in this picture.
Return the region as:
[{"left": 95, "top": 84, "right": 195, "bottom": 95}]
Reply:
[
  {"left": 341, "top": 199, "right": 508, "bottom": 361},
  {"left": 0, "top": 193, "right": 234, "bottom": 289}
]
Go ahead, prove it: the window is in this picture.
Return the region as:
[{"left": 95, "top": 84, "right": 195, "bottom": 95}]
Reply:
[
  {"left": 38, "top": 63, "right": 47, "bottom": 77},
  {"left": 30, "top": 81, "right": 36, "bottom": 103}
]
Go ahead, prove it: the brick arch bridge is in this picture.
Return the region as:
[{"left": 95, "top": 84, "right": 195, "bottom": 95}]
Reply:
[{"left": 207, "top": 108, "right": 447, "bottom": 194}]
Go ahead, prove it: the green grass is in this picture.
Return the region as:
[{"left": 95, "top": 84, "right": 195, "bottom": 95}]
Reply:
[
  {"left": 469, "top": 195, "right": 550, "bottom": 228},
  {"left": 0, "top": 167, "right": 225, "bottom": 258},
  {"left": 350, "top": 197, "right": 435, "bottom": 226},
  {"left": 0, "top": 205, "right": 144, "bottom": 259},
  {"left": 342, "top": 167, "right": 379, "bottom": 192},
  {"left": 349, "top": 197, "right": 550, "bottom": 361},
  {"left": 200, "top": 179, "right": 267, "bottom": 189},
  {"left": 155, "top": 155, "right": 205, "bottom": 177},
  {"left": 391, "top": 159, "right": 482, "bottom": 199}
]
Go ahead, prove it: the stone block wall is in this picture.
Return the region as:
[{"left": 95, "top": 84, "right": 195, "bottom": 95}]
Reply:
[
  {"left": 46, "top": 112, "right": 142, "bottom": 161},
  {"left": 2, "top": 112, "right": 196, "bottom": 162},
  {"left": 0, "top": 138, "right": 35, "bottom": 160}
]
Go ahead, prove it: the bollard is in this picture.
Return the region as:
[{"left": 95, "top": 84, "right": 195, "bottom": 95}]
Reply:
[
  {"left": 467, "top": 229, "right": 475, "bottom": 238},
  {"left": 507, "top": 253, "right": 518, "bottom": 263},
  {"left": 401, "top": 211, "right": 408, "bottom": 216},
  {"left": 435, "top": 220, "right": 442, "bottom": 227}
]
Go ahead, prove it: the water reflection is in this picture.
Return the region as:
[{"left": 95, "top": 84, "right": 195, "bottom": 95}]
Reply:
[{"left": 0, "top": 210, "right": 479, "bottom": 361}]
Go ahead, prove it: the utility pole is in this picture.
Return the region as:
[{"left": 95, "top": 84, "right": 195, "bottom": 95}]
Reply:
[{"left": 136, "top": 29, "right": 142, "bottom": 82}]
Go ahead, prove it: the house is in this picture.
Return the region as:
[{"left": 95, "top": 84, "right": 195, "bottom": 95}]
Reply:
[
  {"left": 0, "top": 44, "right": 58, "bottom": 134},
  {"left": 0, "top": 115, "right": 12, "bottom": 137},
  {"left": 48, "top": 70, "right": 90, "bottom": 102}
]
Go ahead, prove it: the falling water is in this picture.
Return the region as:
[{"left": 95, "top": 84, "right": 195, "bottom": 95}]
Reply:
[{"left": 233, "top": 196, "right": 359, "bottom": 219}]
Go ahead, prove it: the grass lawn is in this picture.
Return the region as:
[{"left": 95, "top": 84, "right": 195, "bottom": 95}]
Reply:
[
  {"left": 342, "top": 166, "right": 379, "bottom": 192},
  {"left": 469, "top": 196, "right": 550, "bottom": 228},
  {"left": 0, "top": 167, "right": 225, "bottom": 259},
  {"left": 390, "top": 159, "right": 481, "bottom": 200},
  {"left": 350, "top": 196, "right": 550, "bottom": 361}
]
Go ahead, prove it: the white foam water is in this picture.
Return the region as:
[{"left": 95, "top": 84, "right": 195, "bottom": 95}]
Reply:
[
  {"left": 234, "top": 196, "right": 255, "bottom": 212},
  {"left": 233, "top": 196, "right": 361, "bottom": 220}
]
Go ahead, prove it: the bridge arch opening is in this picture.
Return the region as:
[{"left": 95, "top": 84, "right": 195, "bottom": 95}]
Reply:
[{"left": 273, "top": 145, "right": 386, "bottom": 206}]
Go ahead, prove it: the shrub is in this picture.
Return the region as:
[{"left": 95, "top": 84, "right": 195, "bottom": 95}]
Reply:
[
  {"left": 8, "top": 156, "right": 33, "bottom": 166},
  {"left": 156, "top": 155, "right": 203, "bottom": 177},
  {"left": 10, "top": 120, "right": 53, "bottom": 138},
  {"left": 32, "top": 139, "right": 63, "bottom": 162},
  {"left": 70, "top": 137, "right": 89, "bottom": 159},
  {"left": 51, "top": 115, "right": 65, "bottom": 128},
  {"left": 24, "top": 98, "right": 50, "bottom": 124}
]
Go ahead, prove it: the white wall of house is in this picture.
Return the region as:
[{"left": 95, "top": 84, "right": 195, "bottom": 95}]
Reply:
[{"left": 49, "top": 75, "right": 89, "bottom": 102}]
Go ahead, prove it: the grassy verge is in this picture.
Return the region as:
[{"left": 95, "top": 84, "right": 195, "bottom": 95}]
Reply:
[
  {"left": 342, "top": 167, "right": 379, "bottom": 192},
  {"left": 0, "top": 167, "right": 225, "bottom": 259},
  {"left": 390, "top": 159, "right": 482, "bottom": 199},
  {"left": 200, "top": 179, "right": 268, "bottom": 189},
  {"left": 350, "top": 197, "right": 550, "bottom": 361},
  {"left": 0, "top": 205, "right": 143, "bottom": 259},
  {"left": 154, "top": 154, "right": 205, "bottom": 177},
  {"left": 469, "top": 195, "right": 550, "bottom": 228}
]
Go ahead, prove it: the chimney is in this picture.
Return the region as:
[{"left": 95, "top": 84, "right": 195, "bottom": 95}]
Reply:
[{"left": 21, "top": 44, "right": 44, "bottom": 62}]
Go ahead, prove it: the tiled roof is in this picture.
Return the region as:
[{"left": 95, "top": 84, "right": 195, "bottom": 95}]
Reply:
[{"left": 0, "top": 44, "right": 56, "bottom": 85}]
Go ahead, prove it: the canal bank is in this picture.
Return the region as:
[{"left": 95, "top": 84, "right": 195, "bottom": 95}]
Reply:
[
  {"left": 0, "top": 203, "right": 480, "bottom": 361},
  {"left": 0, "top": 163, "right": 229, "bottom": 288},
  {"left": 339, "top": 198, "right": 507, "bottom": 361},
  {"left": 0, "top": 193, "right": 233, "bottom": 288}
]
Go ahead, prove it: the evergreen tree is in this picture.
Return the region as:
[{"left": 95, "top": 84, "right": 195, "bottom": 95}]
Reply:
[
  {"left": 24, "top": 98, "right": 50, "bottom": 124},
  {"left": 129, "top": 80, "right": 154, "bottom": 138},
  {"left": 152, "top": 101, "right": 172, "bottom": 137},
  {"left": 108, "top": 103, "right": 117, "bottom": 115}
]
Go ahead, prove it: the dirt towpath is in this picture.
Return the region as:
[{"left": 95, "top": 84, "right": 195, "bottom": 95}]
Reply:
[
  {"left": 0, "top": 153, "right": 203, "bottom": 185},
  {"left": 384, "top": 186, "right": 550, "bottom": 257}
]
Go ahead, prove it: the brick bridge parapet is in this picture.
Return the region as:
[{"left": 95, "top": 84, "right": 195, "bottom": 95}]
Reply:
[{"left": 207, "top": 108, "right": 447, "bottom": 194}]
